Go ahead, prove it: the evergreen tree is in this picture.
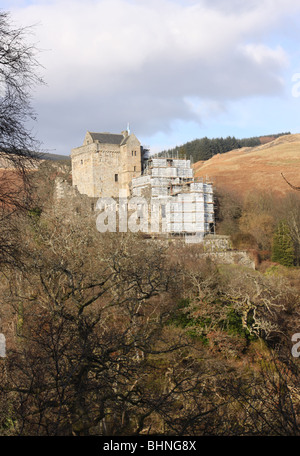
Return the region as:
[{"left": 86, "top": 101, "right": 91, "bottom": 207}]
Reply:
[
  {"left": 271, "top": 220, "right": 295, "bottom": 267},
  {"left": 179, "top": 146, "right": 186, "bottom": 159},
  {"left": 158, "top": 133, "right": 290, "bottom": 163}
]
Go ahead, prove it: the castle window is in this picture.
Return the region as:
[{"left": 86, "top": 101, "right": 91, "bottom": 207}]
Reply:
[
  {"left": 115, "top": 174, "right": 118, "bottom": 182},
  {"left": 134, "top": 151, "right": 136, "bottom": 156},
  {"left": 134, "top": 166, "right": 136, "bottom": 172},
  {"left": 132, "top": 151, "right": 134, "bottom": 156},
  {"left": 81, "top": 159, "right": 83, "bottom": 164}
]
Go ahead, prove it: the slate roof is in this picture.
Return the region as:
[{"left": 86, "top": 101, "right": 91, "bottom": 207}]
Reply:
[
  {"left": 120, "top": 135, "right": 130, "bottom": 145},
  {"left": 89, "top": 132, "right": 125, "bottom": 145}
]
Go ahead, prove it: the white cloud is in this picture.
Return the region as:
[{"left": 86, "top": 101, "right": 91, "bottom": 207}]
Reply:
[
  {"left": 241, "top": 44, "right": 288, "bottom": 67},
  {"left": 7, "top": 0, "right": 300, "bottom": 153}
]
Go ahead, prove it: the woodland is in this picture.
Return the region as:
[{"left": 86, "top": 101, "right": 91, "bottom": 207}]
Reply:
[
  {"left": 0, "top": 10, "right": 299, "bottom": 437},
  {"left": 159, "top": 132, "right": 291, "bottom": 162}
]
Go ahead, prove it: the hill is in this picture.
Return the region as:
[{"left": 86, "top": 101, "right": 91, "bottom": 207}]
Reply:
[
  {"left": 193, "top": 134, "right": 300, "bottom": 197},
  {"left": 159, "top": 132, "right": 290, "bottom": 162},
  {"left": 38, "top": 152, "right": 70, "bottom": 162},
  {"left": 0, "top": 152, "right": 70, "bottom": 170}
]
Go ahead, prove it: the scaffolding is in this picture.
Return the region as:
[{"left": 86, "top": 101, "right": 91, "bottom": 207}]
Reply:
[{"left": 131, "top": 157, "right": 214, "bottom": 239}]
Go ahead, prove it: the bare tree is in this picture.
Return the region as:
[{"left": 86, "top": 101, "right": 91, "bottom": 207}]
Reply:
[
  {"left": 0, "top": 10, "right": 43, "bottom": 267},
  {"left": 0, "top": 211, "right": 239, "bottom": 436},
  {"left": 0, "top": 11, "right": 42, "bottom": 161}
]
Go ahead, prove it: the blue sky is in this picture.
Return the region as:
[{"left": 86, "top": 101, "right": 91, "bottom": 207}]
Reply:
[{"left": 2, "top": 0, "right": 300, "bottom": 155}]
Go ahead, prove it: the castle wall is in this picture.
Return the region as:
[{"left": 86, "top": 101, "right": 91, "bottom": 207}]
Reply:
[
  {"left": 71, "top": 132, "right": 142, "bottom": 198},
  {"left": 119, "top": 135, "right": 142, "bottom": 196},
  {"left": 71, "top": 143, "right": 96, "bottom": 196},
  {"left": 92, "top": 143, "right": 121, "bottom": 198}
]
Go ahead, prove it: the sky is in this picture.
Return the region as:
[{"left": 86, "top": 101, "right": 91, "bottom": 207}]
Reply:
[{"left": 2, "top": 0, "right": 300, "bottom": 156}]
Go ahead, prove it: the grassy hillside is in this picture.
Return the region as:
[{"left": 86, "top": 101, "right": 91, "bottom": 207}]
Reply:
[
  {"left": 193, "top": 133, "right": 300, "bottom": 197},
  {"left": 0, "top": 152, "right": 70, "bottom": 169}
]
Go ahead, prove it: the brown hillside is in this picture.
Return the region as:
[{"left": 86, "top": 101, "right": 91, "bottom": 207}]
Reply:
[{"left": 193, "top": 134, "right": 300, "bottom": 197}]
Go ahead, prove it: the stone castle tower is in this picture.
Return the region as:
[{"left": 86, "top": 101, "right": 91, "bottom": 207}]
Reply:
[{"left": 71, "top": 129, "right": 143, "bottom": 198}]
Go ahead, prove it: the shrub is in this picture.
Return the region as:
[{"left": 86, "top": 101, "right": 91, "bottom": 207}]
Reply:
[{"left": 272, "top": 220, "right": 295, "bottom": 267}]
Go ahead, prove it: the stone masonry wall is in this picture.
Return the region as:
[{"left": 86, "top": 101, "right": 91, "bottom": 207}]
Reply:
[
  {"left": 92, "top": 144, "right": 122, "bottom": 198},
  {"left": 71, "top": 143, "right": 97, "bottom": 196},
  {"left": 119, "top": 135, "right": 142, "bottom": 196},
  {"left": 71, "top": 133, "right": 142, "bottom": 198}
]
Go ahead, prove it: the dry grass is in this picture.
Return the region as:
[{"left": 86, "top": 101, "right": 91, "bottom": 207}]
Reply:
[{"left": 193, "top": 134, "right": 300, "bottom": 196}]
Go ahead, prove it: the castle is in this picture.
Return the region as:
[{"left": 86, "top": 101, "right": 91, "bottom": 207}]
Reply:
[
  {"left": 71, "top": 129, "right": 146, "bottom": 198},
  {"left": 70, "top": 128, "right": 215, "bottom": 239}
]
